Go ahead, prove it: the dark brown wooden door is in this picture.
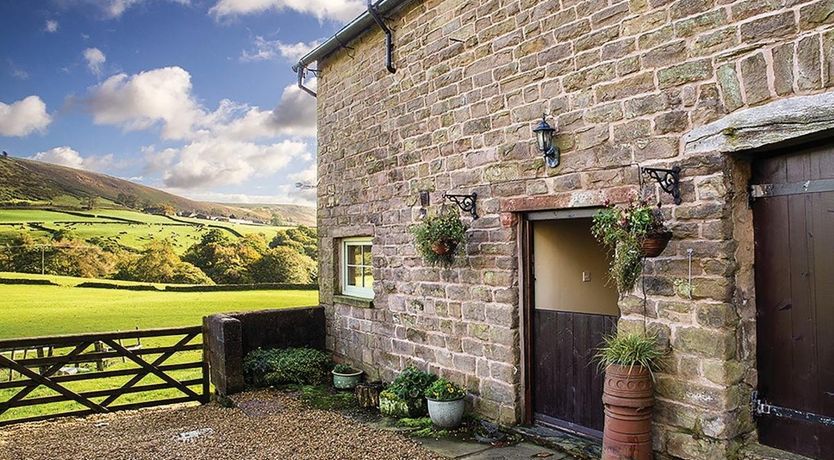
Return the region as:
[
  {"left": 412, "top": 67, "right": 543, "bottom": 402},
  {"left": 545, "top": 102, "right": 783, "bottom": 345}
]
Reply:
[
  {"left": 527, "top": 217, "right": 618, "bottom": 437},
  {"left": 753, "top": 142, "right": 834, "bottom": 460},
  {"left": 532, "top": 310, "right": 616, "bottom": 436}
]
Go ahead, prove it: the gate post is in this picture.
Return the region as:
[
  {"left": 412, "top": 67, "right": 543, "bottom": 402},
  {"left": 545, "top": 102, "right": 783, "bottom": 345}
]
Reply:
[{"left": 203, "top": 315, "right": 244, "bottom": 398}]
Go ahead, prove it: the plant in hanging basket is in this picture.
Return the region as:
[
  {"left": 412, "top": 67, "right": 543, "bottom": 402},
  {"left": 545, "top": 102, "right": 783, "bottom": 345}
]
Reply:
[
  {"left": 412, "top": 211, "right": 468, "bottom": 267},
  {"left": 592, "top": 200, "right": 670, "bottom": 293}
]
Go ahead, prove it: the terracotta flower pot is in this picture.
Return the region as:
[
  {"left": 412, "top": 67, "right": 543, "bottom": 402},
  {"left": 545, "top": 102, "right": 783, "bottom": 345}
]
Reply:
[
  {"left": 602, "top": 364, "right": 654, "bottom": 460},
  {"left": 431, "top": 240, "right": 456, "bottom": 255},
  {"left": 641, "top": 231, "right": 672, "bottom": 258}
]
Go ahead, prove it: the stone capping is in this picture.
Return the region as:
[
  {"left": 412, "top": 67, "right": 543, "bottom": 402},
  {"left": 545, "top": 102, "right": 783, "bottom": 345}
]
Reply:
[
  {"left": 684, "top": 91, "right": 834, "bottom": 155},
  {"left": 203, "top": 306, "right": 325, "bottom": 397},
  {"left": 333, "top": 294, "right": 374, "bottom": 308}
]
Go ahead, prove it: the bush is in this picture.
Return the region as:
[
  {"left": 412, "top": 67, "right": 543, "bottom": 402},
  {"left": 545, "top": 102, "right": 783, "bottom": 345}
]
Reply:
[
  {"left": 243, "top": 347, "right": 332, "bottom": 387},
  {"left": 387, "top": 367, "right": 438, "bottom": 400},
  {"left": 424, "top": 378, "right": 466, "bottom": 401},
  {"left": 251, "top": 246, "right": 316, "bottom": 284},
  {"left": 333, "top": 363, "right": 357, "bottom": 374}
]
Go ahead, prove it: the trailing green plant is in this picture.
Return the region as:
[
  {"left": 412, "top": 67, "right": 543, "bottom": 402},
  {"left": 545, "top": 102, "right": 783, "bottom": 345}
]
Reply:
[
  {"left": 333, "top": 363, "right": 358, "bottom": 374},
  {"left": 424, "top": 378, "right": 466, "bottom": 401},
  {"left": 595, "top": 333, "right": 665, "bottom": 374},
  {"left": 411, "top": 211, "right": 468, "bottom": 267},
  {"left": 592, "top": 200, "right": 668, "bottom": 293},
  {"left": 243, "top": 347, "right": 332, "bottom": 387}
]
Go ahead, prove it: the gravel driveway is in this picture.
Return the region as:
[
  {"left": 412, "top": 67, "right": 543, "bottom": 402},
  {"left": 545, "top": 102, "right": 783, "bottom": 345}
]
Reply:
[{"left": 0, "top": 390, "right": 443, "bottom": 460}]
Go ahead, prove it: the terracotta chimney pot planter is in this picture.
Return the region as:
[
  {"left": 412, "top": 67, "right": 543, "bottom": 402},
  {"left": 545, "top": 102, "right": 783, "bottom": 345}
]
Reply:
[{"left": 602, "top": 364, "right": 654, "bottom": 460}]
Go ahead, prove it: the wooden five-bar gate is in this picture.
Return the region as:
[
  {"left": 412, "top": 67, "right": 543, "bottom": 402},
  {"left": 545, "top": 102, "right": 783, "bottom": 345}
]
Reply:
[{"left": 0, "top": 326, "right": 208, "bottom": 426}]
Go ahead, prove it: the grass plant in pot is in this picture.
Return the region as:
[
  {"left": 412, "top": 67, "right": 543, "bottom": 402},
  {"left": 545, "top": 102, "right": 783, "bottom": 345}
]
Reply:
[
  {"left": 412, "top": 210, "right": 468, "bottom": 267},
  {"left": 596, "top": 333, "right": 664, "bottom": 460},
  {"left": 332, "top": 363, "right": 363, "bottom": 390},
  {"left": 592, "top": 200, "right": 671, "bottom": 293},
  {"left": 424, "top": 378, "right": 466, "bottom": 428},
  {"left": 379, "top": 367, "right": 437, "bottom": 418}
]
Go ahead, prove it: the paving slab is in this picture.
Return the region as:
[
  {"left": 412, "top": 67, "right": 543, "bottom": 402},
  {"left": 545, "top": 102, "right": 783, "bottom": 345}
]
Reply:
[
  {"left": 418, "top": 438, "right": 492, "bottom": 458},
  {"left": 461, "top": 442, "right": 569, "bottom": 459}
]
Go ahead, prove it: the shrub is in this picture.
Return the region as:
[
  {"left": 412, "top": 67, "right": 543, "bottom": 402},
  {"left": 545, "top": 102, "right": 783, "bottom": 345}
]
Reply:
[
  {"left": 251, "top": 246, "right": 316, "bottom": 284},
  {"left": 595, "top": 333, "right": 665, "bottom": 374},
  {"left": 424, "top": 378, "right": 466, "bottom": 401},
  {"left": 243, "top": 347, "right": 332, "bottom": 387},
  {"left": 333, "top": 363, "right": 358, "bottom": 374},
  {"left": 385, "top": 367, "right": 437, "bottom": 415}
]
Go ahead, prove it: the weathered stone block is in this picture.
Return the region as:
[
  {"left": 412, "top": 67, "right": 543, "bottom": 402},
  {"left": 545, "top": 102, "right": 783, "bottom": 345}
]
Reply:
[
  {"left": 739, "top": 11, "right": 796, "bottom": 43},
  {"left": 674, "top": 327, "right": 736, "bottom": 359},
  {"left": 796, "top": 35, "right": 822, "bottom": 91},
  {"left": 716, "top": 64, "right": 743, "bottom": 112},
  {"left": 740, "top": 52, "right": 770, "bottom": 105},
  {"left": 658, "top": 59, "right": 713, "bottom": 88}
]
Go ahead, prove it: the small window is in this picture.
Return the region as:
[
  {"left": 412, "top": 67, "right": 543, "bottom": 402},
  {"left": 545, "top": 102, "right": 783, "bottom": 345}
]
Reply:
[{"left": 342, "top": 237, "right": 374, "bottom": 299}]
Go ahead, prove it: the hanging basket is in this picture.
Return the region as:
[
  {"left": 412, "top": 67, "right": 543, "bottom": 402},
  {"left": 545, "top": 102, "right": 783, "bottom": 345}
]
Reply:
[
  {"left": 641, "top": 232, "right": 672, "bottom": 258},
  {"left": 431, "top": 240, "right": 457, "bottom": 255}
]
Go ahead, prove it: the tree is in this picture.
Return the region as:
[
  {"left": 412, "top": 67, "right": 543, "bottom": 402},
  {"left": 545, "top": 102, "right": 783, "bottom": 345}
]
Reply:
[
  {"left": 115, "top": 239, "right": 213, "bottom": 284},
  {"left": 47, "top": 240, "right": 115, "bottom": 278},
  {"left": 251, "top": 246, "right": 316, "bottom": 284},
  {"left": 270, "top": 225, "right": 318, "bottom": 260},
  {"left": 182, "top": 230, "right": 265, "bottom": 284}
]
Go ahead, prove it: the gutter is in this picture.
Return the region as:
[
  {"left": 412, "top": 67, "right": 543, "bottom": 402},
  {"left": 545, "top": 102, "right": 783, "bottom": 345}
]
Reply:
[{"left": 292, "top": 0, "right": 415, "bottom": 97}]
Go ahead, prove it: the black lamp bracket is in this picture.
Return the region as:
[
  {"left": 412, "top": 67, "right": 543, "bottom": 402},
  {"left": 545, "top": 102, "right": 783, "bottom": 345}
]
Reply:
[
  {"left": 641, "top": 166, "right": 682, "bottom": 205},
  {"left": 444, "top": 192, "right": 478, "bottom": 219}
]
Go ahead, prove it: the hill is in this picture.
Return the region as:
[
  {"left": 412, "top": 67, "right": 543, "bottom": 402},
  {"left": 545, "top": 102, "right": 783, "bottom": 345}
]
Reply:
[{"left": 0, "top": 156, "right": 315, "bottom": 225}]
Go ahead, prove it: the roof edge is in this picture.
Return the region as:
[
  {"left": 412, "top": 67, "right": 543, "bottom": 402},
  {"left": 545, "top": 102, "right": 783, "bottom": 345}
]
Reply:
[{"left": 292, "top": 0, "right": 416, "bottom": 72}]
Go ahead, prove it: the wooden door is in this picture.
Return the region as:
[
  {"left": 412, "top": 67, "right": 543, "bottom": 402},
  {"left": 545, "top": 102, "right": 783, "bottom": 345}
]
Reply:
[
  {"left": 527, "top": 218, "right": 618, "bottom": 437},
  {"left": 752, "top": 142, "right": 834, "bottom": 460}
]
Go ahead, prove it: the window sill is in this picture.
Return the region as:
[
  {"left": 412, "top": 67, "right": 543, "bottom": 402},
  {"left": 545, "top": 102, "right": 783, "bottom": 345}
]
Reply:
[{"left": 333, "top": 294, "right": 374, "bottom": 309}]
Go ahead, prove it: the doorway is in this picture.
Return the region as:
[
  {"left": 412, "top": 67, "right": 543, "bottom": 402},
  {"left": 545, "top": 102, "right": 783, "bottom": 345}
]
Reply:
[
  {"left": 522, "top": 212, "right": 619, "bottom": 437},
  {"left": 752, "top": 141, "right": 834, "bottom": 460}
]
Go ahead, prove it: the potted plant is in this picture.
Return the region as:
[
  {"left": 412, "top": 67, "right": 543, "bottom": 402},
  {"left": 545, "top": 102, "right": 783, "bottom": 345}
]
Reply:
[
  {"left": 379, "top": 366, "right": 437, "bottom": 417},
  {"left": 592, "top": 200, "right": 671, "bottom": 293},
  {"left": 332, "top": 364, "right": 363, "bottom": 390},
  {"left": 424, "top": 378, "right": 466, "bottom": 428},
  {"left": 412, "top": 211, "right": 468, "bottom": 267},
  {"left": 596, "top": 333, "right": 664, "bottom": 460}
]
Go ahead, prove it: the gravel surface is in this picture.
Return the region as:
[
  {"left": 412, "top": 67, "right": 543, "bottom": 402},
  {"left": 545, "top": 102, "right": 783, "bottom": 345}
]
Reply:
[{"left": 0, "top": 390, "right": 444, "bottom": 460}]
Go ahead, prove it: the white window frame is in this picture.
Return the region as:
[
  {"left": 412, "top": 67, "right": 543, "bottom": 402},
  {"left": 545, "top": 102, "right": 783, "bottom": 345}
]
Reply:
[{"left": 341, "top": 237, "right": 374, "bottom": 299}]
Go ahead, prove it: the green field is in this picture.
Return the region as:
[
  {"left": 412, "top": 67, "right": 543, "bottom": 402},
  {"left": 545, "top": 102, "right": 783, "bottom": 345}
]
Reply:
[
  {"left": 0, "top": 208, "right": 292, "bottom": 254},
  {"left": 0, "top": 277, "right": 319, "bottom": 422}
]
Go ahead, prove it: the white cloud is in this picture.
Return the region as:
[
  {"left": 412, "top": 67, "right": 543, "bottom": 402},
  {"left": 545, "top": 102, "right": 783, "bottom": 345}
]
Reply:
[
  {"left": 8, "top": 60, "right": 29, "bottom": 80},
  {"left": 87, "top": 66, "right": 202, "bottom": 140},
  {"left": 289, "top": 162, "right": 316, "bottom": 185},
  {"left": 45, "top": 20, "right": 59, "bottom": 33},
  {"left": 241, "top": 37, "right": 319, "bottom": 62},
  {"left": 0, "top": 96, "right": 52, "bottom": 137},
  {"left": 169, "top": 188, "right": 316, "bottom": 206},
  {"left": 84, "top": 47, "right": 106, "bottom": 76},
  {"left": 91, "top": 0, "right": 190, "bottom": 18},
  {"left": 209, "top": 0, "right": 364, "bottom": 22},
  {"left": 28, "top": 146, "right": 115, "bottom": 171},
  {"left": 86, "top": 66, "right": 316, "bottom": 140},
  {"left": 154, "top": 139, "right": 310, "bottom": 189}
]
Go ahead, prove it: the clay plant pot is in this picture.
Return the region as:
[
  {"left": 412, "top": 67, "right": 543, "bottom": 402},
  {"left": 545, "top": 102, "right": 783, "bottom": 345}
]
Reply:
[
  {"left": 431, "top": 240, "right": 456, "bottom": 255},
  {"left": 602, "top": 364, "right": 654, "bottom": 460},
  {"left": 641, "top": 231, "right": 672, "bottom": 258}
]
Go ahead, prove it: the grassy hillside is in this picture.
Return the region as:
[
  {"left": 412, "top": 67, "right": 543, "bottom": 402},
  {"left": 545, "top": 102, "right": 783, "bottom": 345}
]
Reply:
[
  {"left": 0, "top": 156, "right": 316, "bottom": 225},
  {"left": 0, "top": 208, "right": 291, "bottom": 254}
]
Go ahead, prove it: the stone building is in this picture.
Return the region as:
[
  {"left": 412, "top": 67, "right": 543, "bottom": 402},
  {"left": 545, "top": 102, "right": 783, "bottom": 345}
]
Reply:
[{"left": 294, "top": 0, "right": 834, "bottom": 458}]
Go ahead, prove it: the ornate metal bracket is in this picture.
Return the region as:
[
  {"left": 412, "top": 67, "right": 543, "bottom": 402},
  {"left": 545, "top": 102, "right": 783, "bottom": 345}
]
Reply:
[
  {"left": 641, "top": 166, "right": 682, "bottom": 205},
  {"left": 444, "top": 192, "right": 478, "bottom": 219}
]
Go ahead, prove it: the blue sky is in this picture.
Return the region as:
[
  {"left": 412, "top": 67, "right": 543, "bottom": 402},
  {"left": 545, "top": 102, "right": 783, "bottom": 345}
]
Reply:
[{"left": 0, "top": 0, "right": 361, "bottom": 205}]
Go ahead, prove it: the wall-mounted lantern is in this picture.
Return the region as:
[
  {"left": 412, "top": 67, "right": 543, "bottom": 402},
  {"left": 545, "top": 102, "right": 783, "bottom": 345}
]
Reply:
[{"left": 533, "top": 114, "right": 559, "bottom": 168}]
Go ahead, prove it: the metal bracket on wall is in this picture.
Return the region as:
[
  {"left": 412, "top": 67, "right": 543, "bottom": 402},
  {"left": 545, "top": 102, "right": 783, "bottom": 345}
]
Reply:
[
  {"left": 367, "top": 0, "right": 396, "bottom": 74},
  {"left": 752, "top": 391, "right": 834, "bottom": 427},
  {"left": 641, "top": 166, "right": 682, "bottom": 205},
  {"left": 444, "top": 192, "right": 477, "bottom": 219}
]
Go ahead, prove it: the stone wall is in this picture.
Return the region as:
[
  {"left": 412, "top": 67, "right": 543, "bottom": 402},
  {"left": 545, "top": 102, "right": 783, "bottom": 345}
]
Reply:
[
  {"left": 315, "top": 0, "right": 834, "bottom": 458},
  {"left": 204, "top": 307, "right": 325, "bottom": 396}
]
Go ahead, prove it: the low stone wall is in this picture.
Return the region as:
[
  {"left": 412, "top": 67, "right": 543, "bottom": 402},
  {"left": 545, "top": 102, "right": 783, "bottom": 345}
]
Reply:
[{"left": 203, "top": 306, "right": 325, "bottom": 396}]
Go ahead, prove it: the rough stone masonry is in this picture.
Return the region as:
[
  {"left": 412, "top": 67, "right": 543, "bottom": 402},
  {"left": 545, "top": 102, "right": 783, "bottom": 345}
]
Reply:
[{"left": 313, "top": 0, "right": 834, "bottom": 458}]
